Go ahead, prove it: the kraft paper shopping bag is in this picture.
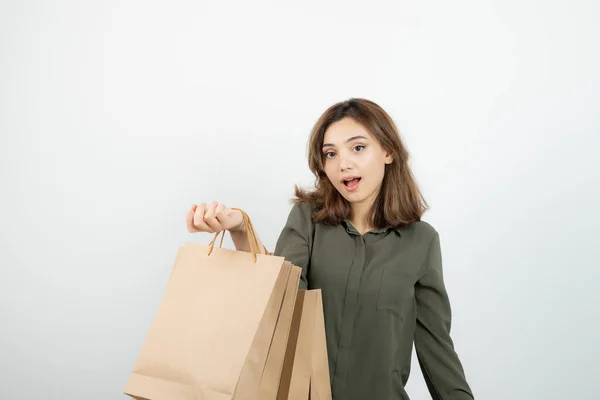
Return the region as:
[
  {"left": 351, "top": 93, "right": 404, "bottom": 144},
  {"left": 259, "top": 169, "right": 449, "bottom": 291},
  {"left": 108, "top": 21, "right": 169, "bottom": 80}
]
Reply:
[{"left": 125, "top": 210, "right": 293, "bottom": 400}]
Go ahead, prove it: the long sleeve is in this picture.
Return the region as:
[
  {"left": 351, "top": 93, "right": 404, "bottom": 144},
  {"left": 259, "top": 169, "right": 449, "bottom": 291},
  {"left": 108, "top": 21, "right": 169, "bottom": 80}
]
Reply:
[
  {"left": 414, "top": 231, "right": 474, "bottom": 399},
  {"left": 273, "top": 202, "right": 313, "bottom": 289}
]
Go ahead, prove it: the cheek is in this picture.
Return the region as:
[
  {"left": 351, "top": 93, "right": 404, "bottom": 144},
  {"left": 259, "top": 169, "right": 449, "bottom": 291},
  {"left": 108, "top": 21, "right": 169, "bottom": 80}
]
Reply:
[
  {"left": 363, "top": 158, "right": 386, "bottom": 181},
  {"left": 323, "top": 163, "right": 337, "bottom": 183},
  {"left": 325, "top": 173, "right": 339, "bottom": 187}
]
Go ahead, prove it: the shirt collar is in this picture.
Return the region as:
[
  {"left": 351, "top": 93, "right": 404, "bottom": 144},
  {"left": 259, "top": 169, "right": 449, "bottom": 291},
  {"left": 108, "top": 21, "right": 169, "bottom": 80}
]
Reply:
[{"left": 342, "top": 219, "right": 404, "bottom": 236}]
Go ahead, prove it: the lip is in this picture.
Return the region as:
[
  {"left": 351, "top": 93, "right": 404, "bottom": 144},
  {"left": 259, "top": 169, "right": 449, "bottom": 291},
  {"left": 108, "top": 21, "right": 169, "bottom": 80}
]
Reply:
[
  {"left": 340, "top": 175, "right": 361, "bottom": 183},
  {"left": 341, "top": 176, "right": 361, "bottom": 192}
]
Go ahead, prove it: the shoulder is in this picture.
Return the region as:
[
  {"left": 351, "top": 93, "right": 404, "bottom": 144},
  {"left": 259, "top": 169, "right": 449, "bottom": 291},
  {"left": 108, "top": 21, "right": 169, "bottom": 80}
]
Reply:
[
  {"left": 397, "top": 221, "right": 443, "bottom": 276},
  {"left": 396, "top": 219, "right": 439, "bottom": 245},
  {"left": 282, "top": 201, "right": 316, "bottom": 233},
  {"left": 291, "top": 200, "right": 316, "bottom": 215},
  {"left": 274, "top": 201, "right": 316, "bottom": 253},
  {"left": 287, "top": 200, "right": 315, "bottom": 221}
]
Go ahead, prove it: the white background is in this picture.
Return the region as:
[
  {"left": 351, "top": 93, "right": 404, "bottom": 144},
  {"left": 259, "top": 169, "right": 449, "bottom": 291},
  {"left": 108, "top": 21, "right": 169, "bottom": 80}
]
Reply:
[{"left": 1, "top": 0, "right": 599, "bottom": 399}]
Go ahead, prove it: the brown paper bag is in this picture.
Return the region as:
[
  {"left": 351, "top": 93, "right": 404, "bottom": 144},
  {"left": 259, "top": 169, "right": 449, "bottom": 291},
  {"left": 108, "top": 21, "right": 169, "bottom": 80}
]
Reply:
[
  {"left": 124, "top": 211, "right": 294, "bottom": 400},
  {"left": 309, "top": 291, "right": 332, "bottom": 400},
  {"left": 277, "top": 289, "right": 331, "bottom": 400},
  {"left": 233, "top": 261, "right": 301, "bottom": 400},
  {"left": 257, "top": 265, "right": 302, "bottom": 399},
  {"left": 276, "top": 290, "right": 307, "bottom": 400},
  {"left": 286, "top": 290, "right": 316, "bottom": 399}
]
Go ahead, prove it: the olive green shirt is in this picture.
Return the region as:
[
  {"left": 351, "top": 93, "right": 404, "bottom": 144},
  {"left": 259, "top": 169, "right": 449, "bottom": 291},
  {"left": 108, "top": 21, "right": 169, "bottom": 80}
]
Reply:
[{"left": 273, "top": 202, "right": 473, "bottom": 400}]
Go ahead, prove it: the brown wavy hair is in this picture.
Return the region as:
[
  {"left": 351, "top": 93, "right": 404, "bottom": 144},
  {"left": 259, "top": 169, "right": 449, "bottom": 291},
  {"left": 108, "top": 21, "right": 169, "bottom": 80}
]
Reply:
[{"left": 293, "top": 98, "right": 429, "bottom": 229}]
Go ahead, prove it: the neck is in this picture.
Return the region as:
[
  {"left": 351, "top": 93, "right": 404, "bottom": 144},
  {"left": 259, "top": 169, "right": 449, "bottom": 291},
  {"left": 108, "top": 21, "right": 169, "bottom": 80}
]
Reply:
[{"left": 350, "top": 200, "right": 373, "bottom": 235}]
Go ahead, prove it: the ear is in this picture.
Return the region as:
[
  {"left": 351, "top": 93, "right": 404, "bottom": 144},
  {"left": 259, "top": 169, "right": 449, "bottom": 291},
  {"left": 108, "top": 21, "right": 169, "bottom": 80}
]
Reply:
[{"left": 384, "top": 149, "right": 393, "bottom": 164}]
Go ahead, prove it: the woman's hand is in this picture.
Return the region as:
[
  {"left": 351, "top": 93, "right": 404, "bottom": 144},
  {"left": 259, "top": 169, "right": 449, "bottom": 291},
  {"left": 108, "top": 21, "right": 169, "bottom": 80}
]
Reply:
[{"left": 186, "top": 201, "right": 244, "bottom": 233}]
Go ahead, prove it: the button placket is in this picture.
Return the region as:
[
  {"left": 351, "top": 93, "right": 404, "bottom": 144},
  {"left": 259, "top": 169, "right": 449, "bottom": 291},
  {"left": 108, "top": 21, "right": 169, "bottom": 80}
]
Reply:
[{"left": 332, "top": 233, "right": 365, "bottom": 395}]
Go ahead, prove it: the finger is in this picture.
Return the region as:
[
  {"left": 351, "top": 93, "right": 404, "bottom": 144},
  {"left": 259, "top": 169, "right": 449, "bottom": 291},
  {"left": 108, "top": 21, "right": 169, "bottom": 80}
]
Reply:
[
  {"left": 186, "top": 205, "right": 199, "bottom": 232},
  {"left": 204, "top": 202, "right": 223, "bottom": 231},
  {"left": 204, "top": 201, "right": 218, "bottom": 219},
  {"left": 193, "top": 202, "right": 212, "bottom": 231},
  {"left": 214, "top": 203, "right": 226, "bottom": 223}
]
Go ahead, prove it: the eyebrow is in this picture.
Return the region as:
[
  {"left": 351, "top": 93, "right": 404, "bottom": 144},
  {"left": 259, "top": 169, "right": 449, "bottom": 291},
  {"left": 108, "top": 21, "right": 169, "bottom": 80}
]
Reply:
[{"left": 322, "top": 135, "right": 368, "bottom": 148}]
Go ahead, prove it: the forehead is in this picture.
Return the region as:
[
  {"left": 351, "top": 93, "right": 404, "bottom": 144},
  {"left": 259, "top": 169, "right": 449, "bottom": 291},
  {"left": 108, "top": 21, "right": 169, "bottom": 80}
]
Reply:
[{"left": 323, "top": 117, "right": 374, "bottom": 145}]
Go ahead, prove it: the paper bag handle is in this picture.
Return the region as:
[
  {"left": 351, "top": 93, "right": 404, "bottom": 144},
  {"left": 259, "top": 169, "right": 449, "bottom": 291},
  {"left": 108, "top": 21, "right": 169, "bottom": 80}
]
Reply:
[{"left": 207, "top": 208, "right": 271, "bottom": 262}]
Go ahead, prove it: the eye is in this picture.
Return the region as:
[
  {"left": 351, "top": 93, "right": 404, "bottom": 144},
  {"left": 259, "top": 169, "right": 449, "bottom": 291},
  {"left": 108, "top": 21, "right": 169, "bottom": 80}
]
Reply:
[
  {"left": 354, "top": 145, "right": 365, "bottom": 152},
  {"left": 324, "top": 151, "right": 336, "bottom": 159}
]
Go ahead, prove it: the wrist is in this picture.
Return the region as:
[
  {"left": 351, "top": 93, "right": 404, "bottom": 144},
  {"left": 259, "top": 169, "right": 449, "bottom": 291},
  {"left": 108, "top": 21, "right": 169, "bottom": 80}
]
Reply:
[{"left": 228, "top": 220, "right": 246, "bottom": 234}]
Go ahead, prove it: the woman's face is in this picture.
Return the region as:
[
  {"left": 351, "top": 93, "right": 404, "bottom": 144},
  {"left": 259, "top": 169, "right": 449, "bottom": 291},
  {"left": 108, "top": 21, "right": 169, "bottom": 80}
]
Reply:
[{"left": 322, "top": 117, "right": 393, "bottom": 206}]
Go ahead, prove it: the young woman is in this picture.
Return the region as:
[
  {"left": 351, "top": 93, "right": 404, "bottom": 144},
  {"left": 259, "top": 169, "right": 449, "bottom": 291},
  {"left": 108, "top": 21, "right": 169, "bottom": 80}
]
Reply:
[{"left": 186, "top": 98, "right": 474, "bottom": 400}]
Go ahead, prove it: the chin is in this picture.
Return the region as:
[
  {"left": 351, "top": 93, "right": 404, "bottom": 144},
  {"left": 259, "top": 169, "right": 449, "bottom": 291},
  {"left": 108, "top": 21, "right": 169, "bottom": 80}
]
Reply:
[
  {"left": 339, "top": 193, "right": 364, "bottom": 204},
  {"left": 335, "top": 191, "right": 353, "bottom": 203}
]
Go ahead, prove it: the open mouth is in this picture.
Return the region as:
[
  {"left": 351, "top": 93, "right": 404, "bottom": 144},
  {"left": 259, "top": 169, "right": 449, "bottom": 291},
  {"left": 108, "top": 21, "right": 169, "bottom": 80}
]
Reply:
[
  {"left": 343, "top": 177, "right": 361, "bottom": 186},
  {"left": 342, "top": 177, "right": 361, "bottom": 190}
]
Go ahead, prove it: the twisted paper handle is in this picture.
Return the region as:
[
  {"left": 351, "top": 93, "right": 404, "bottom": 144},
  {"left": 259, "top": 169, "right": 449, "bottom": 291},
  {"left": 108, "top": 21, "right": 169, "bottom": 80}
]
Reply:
[{"left": 207, "top": 208, "right": 271, "bottom": 262}]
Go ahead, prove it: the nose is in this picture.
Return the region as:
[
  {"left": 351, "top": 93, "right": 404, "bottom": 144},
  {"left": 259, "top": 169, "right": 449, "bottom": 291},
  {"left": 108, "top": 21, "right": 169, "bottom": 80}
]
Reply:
[{"left": 339, "top": 155, "right": 353, "bottom": 171}]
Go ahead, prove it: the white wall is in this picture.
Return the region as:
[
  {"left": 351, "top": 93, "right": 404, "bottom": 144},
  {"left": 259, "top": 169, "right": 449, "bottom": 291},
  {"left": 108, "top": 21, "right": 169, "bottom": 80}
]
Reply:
[{"left": 1, "top": 0, "right": 599, "bottom": 399}]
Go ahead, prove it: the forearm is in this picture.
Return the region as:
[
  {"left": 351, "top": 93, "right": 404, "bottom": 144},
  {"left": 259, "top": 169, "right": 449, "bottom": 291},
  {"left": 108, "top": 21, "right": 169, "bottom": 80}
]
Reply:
[
  {"left": 415, "top": 232, "right": 473, "bottom": 398},
  {"left": 229, "top": 225, "right": 267, "bottom": 254}
]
